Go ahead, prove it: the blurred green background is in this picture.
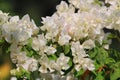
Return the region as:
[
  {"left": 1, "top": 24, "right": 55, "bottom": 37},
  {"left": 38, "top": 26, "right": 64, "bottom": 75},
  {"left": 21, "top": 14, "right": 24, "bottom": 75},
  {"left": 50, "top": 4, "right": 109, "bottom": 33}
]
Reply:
[{"left": 0, "top": 0, "right": 65, "bottom": 26}]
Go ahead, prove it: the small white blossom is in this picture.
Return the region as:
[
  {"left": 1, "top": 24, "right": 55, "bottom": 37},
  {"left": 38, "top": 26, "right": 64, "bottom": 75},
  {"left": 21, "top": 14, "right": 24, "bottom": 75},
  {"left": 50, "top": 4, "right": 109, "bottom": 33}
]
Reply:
[
  {"left": 53, "top": 53, "right": 70, "bottom": 71},
  {"left": 82, "top": 39, "right": 95, "bottom": 49},
  {"left": 32, "top": 34, "right": 47, "bottom": 52},
  {"left": 39, "top": 55, "right": 55, "bottom": 73},
  {"left": 71, "top": 41, "right": 87, "bottom": 57},
  {"left": 44, "top": 46, "right": 56, "bottom": 55},
  {"left": 1, "top": 14, "right": 39, "bottom": 43},
  {"left": 58, "top": 34, "right": 71, "bottom": 46},
  {"left": 0, "top": 10, "right": 9, "bottom": 25},
  {"left": 10, "top": 52, "right": 38, "bottom": 72},
  {"left": 73, "top": 56, "right": 94, "bottom": 71}
]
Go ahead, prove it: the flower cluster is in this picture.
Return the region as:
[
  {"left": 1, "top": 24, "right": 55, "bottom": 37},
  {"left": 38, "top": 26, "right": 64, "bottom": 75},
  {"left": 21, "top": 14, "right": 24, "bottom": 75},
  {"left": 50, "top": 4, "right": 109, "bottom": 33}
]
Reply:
[{"left": 0, "top": 0, "right": 120, "bottom": 79}]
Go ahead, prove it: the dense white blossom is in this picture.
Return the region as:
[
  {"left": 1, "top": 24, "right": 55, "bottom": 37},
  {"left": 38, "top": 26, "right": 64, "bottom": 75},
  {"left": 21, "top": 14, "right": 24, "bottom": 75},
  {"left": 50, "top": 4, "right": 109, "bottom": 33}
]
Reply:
[
  {"left": 1, "top": 0, "right": 120, "bottom": 79},
  {"left": 39, "top": 54, "right": 55, "bottom": 73},
  {"left": 0, "top": 10, "right": 9, "bottom": 25},
  {"left": 53, "top": 53, "right": 70, "bottom": 71},
  {"left": 10, "top": 52, "right": 38, "bottom": 72},
  {"left": 1, "top": 14, "right": 39, "bottom": 43},
  {"left": 71, "top": 41, "right": 94, "bottom": 71},
  {"left": 71, "top": 41, "right": 87, "bottom": 57},
  {"left": 32, "top": 34, "right": 47, "bottom": 51},
  {"left": 58, "top": 34, "right": 71, "bottom": 45},
  {"left": 44, "top": 46, "right": 56, "bottom": 55},
  {"left": 82, "top": 39, "right": 95, "bottom": 49}
]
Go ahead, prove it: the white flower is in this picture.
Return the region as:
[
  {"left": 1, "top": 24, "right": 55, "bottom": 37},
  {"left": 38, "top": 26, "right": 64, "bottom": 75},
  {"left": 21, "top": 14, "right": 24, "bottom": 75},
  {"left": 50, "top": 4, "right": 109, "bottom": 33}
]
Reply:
[
  {"left": 44, "top": 46, "right": 56, "bottom": 55},
  {"left": 11, "top": 52, "right": 38, "bottom": 72},
  {"left": 0, "top": 10, "right": 9, "bottom": 25},
  {"left": 32, "top": 37, "right": 41, "bottom": 51},
  {"left": 82, "top": 58, "right": 95, "bottom": 71},
  {"left": 10, "top": 16, "right": 19, "bottom": 23},
  {"left": 71, "top": 41, "right": 95, "bottom": 71},
  {"left": 1, "top": 0, "right": 117, "bottom": 78},
  {"left": 73, "top": 56, "right": 94, "bottom": 71},
  {"left": 41, "top": 15, "right": 59, "bottom": 40},
  {"left": 28, "top": 59, "right": 38, "bottom": 72},
  {"left": 82, "top": 39, "right": 95, "bottom": 49},
  {"left": 56, "top": 1, "right": 75, "bottom": 14},
  {"left": 105, "top": 0, "right": 117, "bottom": 5},
  {"left": 1, "top": 14, "right": 39, "bottom": 43},
  {"left": 58, "top": 34, "right": 71, "bottom": 46},
  {"left": 69, "top": 0, "right": 94, "bottom": 11},
  {"left": 69, "top": 0, "right": 80, "bottom": 8},
  {"left": 56, "top": 1, "right": 69, "bottom": 13},
  {"left": 39, "top": 55, "right": 55, "bottom": 73},
  {"left": 71, "top": 41, "right": 87, "bottom": 57},
  {"left": 53, "top": 53, "right": 70, "bottom": 71},
  {"left": 32, "top": 34, "right": 47, "bottom": 51}
]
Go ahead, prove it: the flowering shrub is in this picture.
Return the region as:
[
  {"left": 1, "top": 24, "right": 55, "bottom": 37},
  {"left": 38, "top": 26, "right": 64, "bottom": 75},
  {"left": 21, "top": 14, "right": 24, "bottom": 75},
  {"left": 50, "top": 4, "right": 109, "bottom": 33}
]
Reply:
[{"left": 0, "top": 0, "right": 120, "bottom": 80}]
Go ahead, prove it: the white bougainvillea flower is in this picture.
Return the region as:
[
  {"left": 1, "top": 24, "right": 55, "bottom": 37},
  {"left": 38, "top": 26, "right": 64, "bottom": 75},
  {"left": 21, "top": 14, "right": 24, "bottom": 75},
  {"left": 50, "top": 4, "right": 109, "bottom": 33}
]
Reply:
[
  {"left": 1, "top": 14, "right": 39, "bottom": 43},
  {"left": 69, "top": 0, "right": 94, "bottom": 11},
  {"left": 71, "top": 41, "right": 87, "bottom": 57},
  {"left": 53, "top": 53, "right": 70, "bottom": 71},
  {"left": 41, "top": 14, "right": 59, "bottom": 41},
  {"left": 39, "top": 55, "right": 55, "bottom": 73},
  {"left": 56, "top": 1, "right": 75, "bottom": 14},
  {"left": 0, "top": 10, "right": 9, "bottom": 39},
  {"left": 82, "top": 39, "right": 95, "bottom": 49},
  {"left": 10, "top": 52, "right": 38, "bottom": 72},
  {"left": 44, "top": 46, "right": 56, "bottom": 55},
  {"left": 58, "top": 34, "right": 71, "bottom": 46},
  {"left": 1, "top": 0, "right": 119, "bottom": 79},
  {"left": 56, "top": 1, "right": 69, "bottom": 13},
  {"left": 0, "top": 10, "right": 9, "bottom": 25},
  {"left": 73, "top": 55, "right": 94, "bottom": 71},
  {"left": 32, "top": 34, "right": 47, "bottom": 51},
  {"left": 25, "top": 58, "right": 38, "bottom": 72},
  {"left": 105, "top": 0, "right": 117, "bottom": 5},
  {"left": 9, "top": 16, "right": 19, "bottom": 23},
  {"left": 71, "top": 41, "right": 94, "bottom": 71}
]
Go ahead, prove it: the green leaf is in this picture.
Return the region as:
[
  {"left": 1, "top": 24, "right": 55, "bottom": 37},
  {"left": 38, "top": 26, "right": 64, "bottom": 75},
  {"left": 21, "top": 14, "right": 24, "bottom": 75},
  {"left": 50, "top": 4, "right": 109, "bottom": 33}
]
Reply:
[
  {"left": 64, "top": 44, "right": 70, "bottom": 55},
  {"left": 22, "top": 45, "right": 39, "bottom": 58},
  {"left": 110, "top": 69, "right": 120, "bottom": 80},
  {"left": 23, "top": 47, "right": 31, "bottom": 57},
  {"left": 27, "top": 50, "right": 34, "bottom": 57},
  {"left": 110, "top": 62, "right": 120, "bottom": 79},
  {"left": 15, "top": 67, "right": 31, "bottom": 80},
  {"left": 105, "top": 58, "right": 115, "bottom": 64},
  {"left": 95, "top": 47, "right": 108, "bottom": 65},
  {"left": 91, "top": 70, "right": 97, "bottom": 76},
  {"left": 27, "top": 38, "right": 33, "bottom": 48},
  {"left": 68, "top": 58, "right": 73, "bottom": 67},
  {"left": 89, "top": 47, "right": 109, "bottom": 65},
  {"left": 109, "top": 49, "right": 120, "bottom": 61},
  {"left": 89, "top": 48, "right": 97, "bottom": 58},
  {"left": 94, "top": 61, "right": 102, "bottom": 70},
  {"left": 110, "top": 62, "right": 120, "bottom": 69},
  {"left": 93, "top": 0, "right": 103, "bottom": 6},
  {"left": 0, "top": 39, "right": 5, "bottom": 44},
  {"left": 75, "top": 69, "right": 84, "bottom": 77},
  {"left": 107, "top": 33, "right": 116, "bottom": 39},
  {"left": 48, "top": 54, "right": 57, "bottom": 60},
  {"left": 95, "top": 72, "right": 104, "bottom": 80}
]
